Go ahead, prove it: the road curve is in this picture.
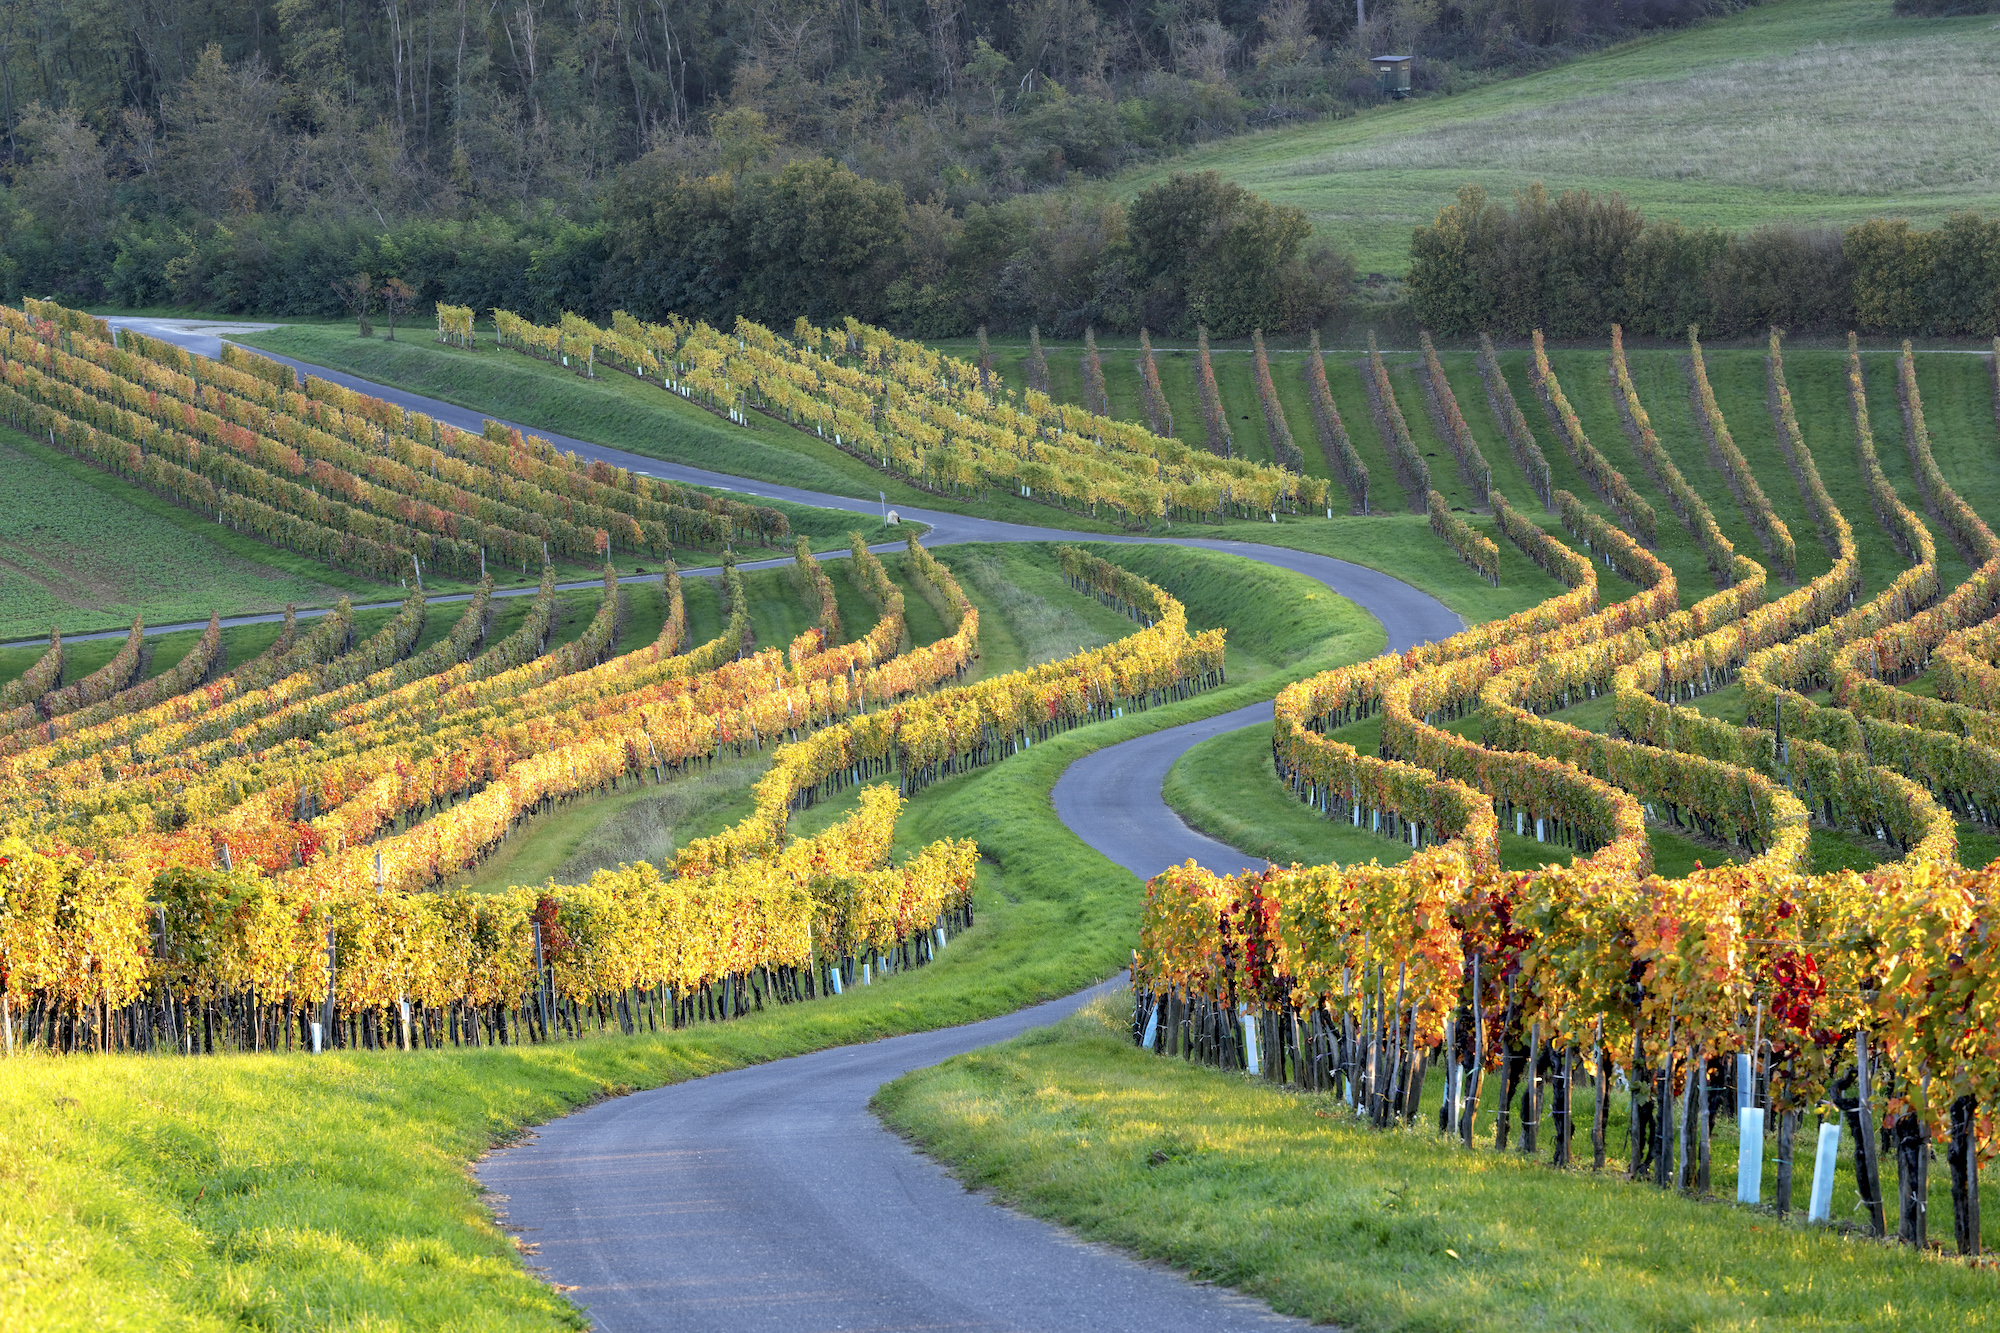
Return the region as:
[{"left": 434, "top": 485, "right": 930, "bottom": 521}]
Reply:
[
  {"left": 1051, "top": 540, "right": 1460, "bottom": 879},
  {"left": 479, "top": 978, "right": 1303, "bottom": 1333},
  {"left": 94, "top": 322, "right": 1461, "bottom": 1330}
]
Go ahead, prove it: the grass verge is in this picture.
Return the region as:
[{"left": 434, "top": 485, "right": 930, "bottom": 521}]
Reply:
[
  {"left": 0, "top": 429, "right": 348, "bottom": 640},
  {"left": 876, "top": 993, "right": 2000, "bottom": 1333}
]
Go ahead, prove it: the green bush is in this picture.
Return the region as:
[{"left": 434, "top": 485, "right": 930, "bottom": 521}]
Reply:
[
  {"left": 1128, "top": 171, "right": 1348, "bottom": 337},
  {"left": 1411, "top": 183, "right": 1999, "bottom": 338}
]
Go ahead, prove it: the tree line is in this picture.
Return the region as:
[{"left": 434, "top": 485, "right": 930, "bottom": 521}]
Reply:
[
  {"left": 0, "top": 0, "right": 1744, "bottom": 212},
  {"left": 15, "top": 158, "right": 1344, "bottom": 339},
  {"left": 1411, "top": 185, "right": 2000, "bottom": 341},
  {"left": 0, "top": 2, "right": 1750, "bottom": 332}
]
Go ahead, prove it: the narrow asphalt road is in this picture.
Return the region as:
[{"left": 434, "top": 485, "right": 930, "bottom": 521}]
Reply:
[
  {"left": 85, "top": 321, "right": 1462, "bottom": 1331},
  {"left": 1051, "top": 541, "right": 1459, "bottom": 880},
  {"left": 478, "top": 978, "right": 1305, "bottom": 1333}
]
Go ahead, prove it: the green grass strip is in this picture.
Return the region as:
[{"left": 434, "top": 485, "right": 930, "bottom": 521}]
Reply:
[{"left": 878, "top": 994, "right": 2000, "bottom": 1333}]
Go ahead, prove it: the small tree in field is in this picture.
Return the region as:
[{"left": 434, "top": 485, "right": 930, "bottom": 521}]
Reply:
[
  {"left": 379, "top": 277, "right": 415, "bottom": 341},
  {"left": 334, "top": 272, "right": 374, "bottom": 336}
]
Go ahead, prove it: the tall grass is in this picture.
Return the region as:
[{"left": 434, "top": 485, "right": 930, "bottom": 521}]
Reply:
[{"left": 1129, "top": 0, "right": 2000, "bottom": 271}]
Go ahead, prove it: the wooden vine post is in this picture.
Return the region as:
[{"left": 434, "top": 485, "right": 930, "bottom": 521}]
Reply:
[
  {"left": 1851, "top": 1029, "right": 1888, "bottom": 1238},
  {"left": 1591, "top": 1019, "right": 1609, "bottom": 1170},
  {"left": 1949, "top": 1094, "right": 1982, "bottom": 1255}
]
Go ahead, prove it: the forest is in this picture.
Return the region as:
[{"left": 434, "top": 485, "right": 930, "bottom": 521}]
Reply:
[{"left": 0, "top": 0, "right": 1752, "bottom": 332}]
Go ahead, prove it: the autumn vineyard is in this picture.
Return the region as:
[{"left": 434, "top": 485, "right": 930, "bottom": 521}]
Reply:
[
  {"left": 1136, "top": 325, "right": 2000, "bottom": 1255},
  {"left": 8, "top": 294, "right": 2000, "bottom": 1271},
  {"left": 0, "top": 299, "right": 1228, "bottom": 1059}
]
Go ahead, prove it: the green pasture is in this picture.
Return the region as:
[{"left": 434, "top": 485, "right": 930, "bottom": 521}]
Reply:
[
  {"left": 0, "top": 429, "right": 346, "bottom": 641},
  {"left": 1122, "top": 0, "right": 2000, "bottom": 273}
]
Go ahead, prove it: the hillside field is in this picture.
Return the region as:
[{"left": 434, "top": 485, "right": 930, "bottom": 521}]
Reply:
[
  {"left": 1132, "top": 0, "right": 2000, "bottom": 273},
  {"left": 0, "top": 429, "right": 348, "bottom": 640}
]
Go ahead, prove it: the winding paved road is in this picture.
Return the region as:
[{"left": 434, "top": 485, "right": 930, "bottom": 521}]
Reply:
[
  {"left": 82, "top": 319, "right": 1462, "bottom": 1330},
  {"left": 479, "top": 978, "right": 1303, "bottom": 1333}
]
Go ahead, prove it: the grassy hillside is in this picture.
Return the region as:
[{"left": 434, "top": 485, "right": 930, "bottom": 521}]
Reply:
[
  {"left": 1128, "top": 0, "right": 2000, "bottom": 273},
  {"left": 0, "top": 430, "right": 347, "bottom": 640}
]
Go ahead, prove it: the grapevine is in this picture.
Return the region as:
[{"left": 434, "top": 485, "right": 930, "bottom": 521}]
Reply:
[
  {"left": 1364, "top": 332, "right": 1430, "bottom": 510},
  {"left": 1136, "top": 329, "right": 1173, "bottom": 439},
  {"left": 1303, "top": 332, "right": 1369, "bottom": 513}
]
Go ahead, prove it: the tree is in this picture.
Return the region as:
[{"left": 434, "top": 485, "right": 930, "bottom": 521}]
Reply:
[
  {"left": 711, "top": 106, "right": 776, "bottom": 173},
  {"left": 602, "top": 155, "right": 907, "bottom": 328},
  {"left": 1845, "top": 219, "right": 1930, "bottom": 335},
  {"left": 1710, "top": 226, "right": 1851, "bottom": 337},
  {"left": 1618, "top": 218, "right": 1726, "bottom": 339},
  {"left": 162, "top": 45, "right": 286, "bottom": 218},
  {"left": 1920, "top": 212, "right": 2000, "bottom": 336},
  {"left": 333, "top": 271, "right": 374, "bottom": 335},
  {"left": 1523, "top": 184, "right": 1644, "bottom": 338},
  {"left": 963, "top": 38, "right": 1015, "bottom": 115},
  {"left": 1252, "top": 0, "right": 1320, "bottom": 102},
  {"left": 739, "top": 160, "right": 909, "bottom": 325},
  {"left": 14, "top": 105, "right": 113, "bottom": 238},
  {"left": 1409, "top": 183, "right": 1504, "bottom": 335},
  {"left": 379, "top": 277, "right": 415, "bottom": 339},
  {"left": 1411, "top": 183, "right": 1643, "bottom": 336},
  {"left": 1006, "top": 0, "right": 1105, "bottom": 86},
  {"left": 1128, "top": 170, "right": 1335, "bottom": 336}
]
